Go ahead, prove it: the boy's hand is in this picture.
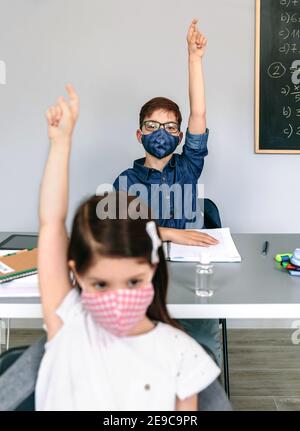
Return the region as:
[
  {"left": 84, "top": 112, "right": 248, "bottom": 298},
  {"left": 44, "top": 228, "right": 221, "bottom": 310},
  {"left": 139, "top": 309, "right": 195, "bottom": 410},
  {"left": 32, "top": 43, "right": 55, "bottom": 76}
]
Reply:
[
  {"left": 46, "top": 84, "right": 79, "bottom": 143},
  {"left": 187, "top": 19, "right": 207, "bottom": 59},
  {"left": 160, "top": 228, "right": 219, "bottom": 247}
]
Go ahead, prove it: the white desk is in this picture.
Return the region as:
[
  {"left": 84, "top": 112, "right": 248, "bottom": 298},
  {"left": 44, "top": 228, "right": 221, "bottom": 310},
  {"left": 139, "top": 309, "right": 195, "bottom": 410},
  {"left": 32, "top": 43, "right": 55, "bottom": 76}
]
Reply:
[
  {"left": 168, "top": 234, "right": 300, "bottom": 319},
  {"left": 1, "top": 233, "right": 300, "bottom": 320}
]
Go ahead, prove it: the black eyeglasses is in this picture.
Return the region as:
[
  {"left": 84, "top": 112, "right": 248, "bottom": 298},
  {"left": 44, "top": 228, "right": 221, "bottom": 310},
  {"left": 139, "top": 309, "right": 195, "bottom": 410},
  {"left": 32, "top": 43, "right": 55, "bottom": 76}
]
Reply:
[{"left": 142, "top": 121, "right": 180, "bottom": 135}]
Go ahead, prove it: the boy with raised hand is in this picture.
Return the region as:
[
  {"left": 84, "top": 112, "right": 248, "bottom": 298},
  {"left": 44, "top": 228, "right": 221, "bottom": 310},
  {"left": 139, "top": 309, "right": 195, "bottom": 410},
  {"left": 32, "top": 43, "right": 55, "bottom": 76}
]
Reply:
[{"left": 113, "top": 20, "right": 222, "bottom": 366}]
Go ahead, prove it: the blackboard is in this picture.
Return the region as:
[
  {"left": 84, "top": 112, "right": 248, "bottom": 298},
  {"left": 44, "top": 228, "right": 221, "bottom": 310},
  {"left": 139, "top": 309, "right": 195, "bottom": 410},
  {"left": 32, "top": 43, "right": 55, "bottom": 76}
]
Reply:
[{"left": 255, "top": 0, "right": 300, "bottom": 153}]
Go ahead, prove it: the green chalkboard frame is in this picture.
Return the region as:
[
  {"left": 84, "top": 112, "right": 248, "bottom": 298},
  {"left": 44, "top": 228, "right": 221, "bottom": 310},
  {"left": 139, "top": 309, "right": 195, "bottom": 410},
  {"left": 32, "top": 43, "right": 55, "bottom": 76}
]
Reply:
[{"left": 255, "top": 0, "right": 300, "bottom": 154}]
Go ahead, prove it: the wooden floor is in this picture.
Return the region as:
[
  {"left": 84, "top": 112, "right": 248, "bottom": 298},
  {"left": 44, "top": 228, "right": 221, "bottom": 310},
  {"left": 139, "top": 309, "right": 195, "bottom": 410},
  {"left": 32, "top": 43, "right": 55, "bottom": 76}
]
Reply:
[
  {"left": 226, "top": 329, "right": 300, "bottom": 411},
  {"left": 3, "top": 328, "right": 300, "bottom": 411}
]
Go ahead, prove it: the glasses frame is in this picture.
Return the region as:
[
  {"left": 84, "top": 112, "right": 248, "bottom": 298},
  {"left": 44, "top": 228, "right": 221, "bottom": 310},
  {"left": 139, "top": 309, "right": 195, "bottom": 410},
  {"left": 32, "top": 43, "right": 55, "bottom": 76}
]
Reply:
[{"left": 142, "top": 120, "right": 180, "bottom": 134}]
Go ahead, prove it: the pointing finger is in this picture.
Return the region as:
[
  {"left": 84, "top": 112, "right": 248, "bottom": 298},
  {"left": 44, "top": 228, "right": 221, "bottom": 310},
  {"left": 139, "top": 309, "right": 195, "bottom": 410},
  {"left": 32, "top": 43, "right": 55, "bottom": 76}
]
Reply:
[
  {"left": 58, "top": 96, "right": 71, "bottom": 118},
  {"left": 188, "top": 19, "right": 198, "bottom": 39},
  {"left": 66, "top": 83, "right": 78, "bottom": 101},
  {"left": 66, "top": 83, "right": 79, "bottom": 119}
]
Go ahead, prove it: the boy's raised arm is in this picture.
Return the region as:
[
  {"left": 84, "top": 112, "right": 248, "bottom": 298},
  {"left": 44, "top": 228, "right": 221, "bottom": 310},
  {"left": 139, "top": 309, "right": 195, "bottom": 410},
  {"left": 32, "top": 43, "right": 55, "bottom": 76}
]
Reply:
[
  {"left": 187, "top": 19, "right": 207, "bottom": 135},
  {"left": 159, "top": 22, "right": 219, "bottom": 247},
  {"left": 38, "top": 84, "right": 79, "bottom": 340}
]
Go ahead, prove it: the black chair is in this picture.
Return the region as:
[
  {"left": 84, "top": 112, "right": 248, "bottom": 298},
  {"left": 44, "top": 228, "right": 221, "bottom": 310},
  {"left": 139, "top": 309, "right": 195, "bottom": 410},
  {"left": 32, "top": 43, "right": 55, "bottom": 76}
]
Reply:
[
  {"left": 203, "top": 199, "right": 222, "bottom": 230},
  {"left": 203, "top": 199, "right": 230, "bottom": 399},
  {"left": 0, "top": 346, "right": 35, "bottom": 410}
]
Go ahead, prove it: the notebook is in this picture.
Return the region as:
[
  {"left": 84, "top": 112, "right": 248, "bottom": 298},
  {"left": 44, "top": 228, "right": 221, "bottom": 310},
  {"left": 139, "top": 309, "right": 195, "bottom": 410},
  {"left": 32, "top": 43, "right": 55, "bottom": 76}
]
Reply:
[
  {"left": 0, "top": 248, "right": 38, "bottom": 284},
  {"left": 163, "top": 228, "right": 242, "bottom": 263},
  {"left": 0, "top": 273, "right": 39, "bottom": 297}
]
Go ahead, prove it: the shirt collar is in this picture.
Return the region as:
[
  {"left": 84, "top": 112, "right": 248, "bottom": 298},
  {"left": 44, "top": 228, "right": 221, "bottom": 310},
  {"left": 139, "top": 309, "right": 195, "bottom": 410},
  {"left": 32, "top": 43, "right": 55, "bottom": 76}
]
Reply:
[{"left": 133, "top": 156, "right": 177, "bottom": 181}]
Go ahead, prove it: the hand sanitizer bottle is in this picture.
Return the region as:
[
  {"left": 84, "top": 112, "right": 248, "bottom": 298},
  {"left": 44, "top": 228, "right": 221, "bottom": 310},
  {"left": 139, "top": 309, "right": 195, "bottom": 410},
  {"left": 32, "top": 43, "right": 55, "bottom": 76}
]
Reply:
[{"left": 195, "top": 249, "right": 214, "bottom": 297}]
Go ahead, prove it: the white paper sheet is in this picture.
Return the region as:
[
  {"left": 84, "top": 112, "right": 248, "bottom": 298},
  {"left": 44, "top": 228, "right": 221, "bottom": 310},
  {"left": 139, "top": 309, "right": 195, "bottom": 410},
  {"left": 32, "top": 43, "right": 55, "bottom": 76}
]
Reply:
[{"left": 166, "top": 228, "right": 242, "bottom": 263}]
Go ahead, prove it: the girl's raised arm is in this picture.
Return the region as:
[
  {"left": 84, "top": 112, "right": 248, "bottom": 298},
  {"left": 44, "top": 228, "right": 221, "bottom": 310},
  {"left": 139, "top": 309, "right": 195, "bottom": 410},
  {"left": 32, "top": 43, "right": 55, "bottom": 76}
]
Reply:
[{"left": 38, "top": 84, "right": 79, "bottom": 340}]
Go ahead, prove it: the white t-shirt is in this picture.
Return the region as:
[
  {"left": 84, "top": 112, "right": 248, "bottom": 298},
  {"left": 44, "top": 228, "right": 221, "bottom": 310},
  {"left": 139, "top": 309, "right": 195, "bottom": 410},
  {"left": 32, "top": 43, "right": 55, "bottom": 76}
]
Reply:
[{"left": 35, "top": 289, "right": 220, "bottom": 411}]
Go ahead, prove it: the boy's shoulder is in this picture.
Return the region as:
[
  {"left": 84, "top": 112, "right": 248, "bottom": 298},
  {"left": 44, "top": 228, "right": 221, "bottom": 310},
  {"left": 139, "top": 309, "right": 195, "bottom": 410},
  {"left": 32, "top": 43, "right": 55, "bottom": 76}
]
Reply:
[
  {"left": 115, "top": 167, "right": 136, "bottom": 178},
  {"left": 113, "top": 158, "right": 148, "bottom": 189},
  {"left": 113, "top": 167, "right": 139, "bottom": 189}
]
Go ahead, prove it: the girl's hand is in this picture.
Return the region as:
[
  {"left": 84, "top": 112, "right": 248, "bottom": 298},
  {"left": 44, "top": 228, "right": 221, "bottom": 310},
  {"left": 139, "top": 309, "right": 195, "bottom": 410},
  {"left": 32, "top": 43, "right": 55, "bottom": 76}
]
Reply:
[
  {"left": 46, "top": 84, "right": 79, "bottom": 143},
  {"left": 187, "top": 19, "right": 207, "bottom": 59}
]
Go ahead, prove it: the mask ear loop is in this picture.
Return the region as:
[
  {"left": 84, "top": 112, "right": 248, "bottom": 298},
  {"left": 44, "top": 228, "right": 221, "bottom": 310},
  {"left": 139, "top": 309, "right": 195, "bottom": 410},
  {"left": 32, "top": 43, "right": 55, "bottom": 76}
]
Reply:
[{"left": 146, "top": 221, "right": 162, "bottom": 264}]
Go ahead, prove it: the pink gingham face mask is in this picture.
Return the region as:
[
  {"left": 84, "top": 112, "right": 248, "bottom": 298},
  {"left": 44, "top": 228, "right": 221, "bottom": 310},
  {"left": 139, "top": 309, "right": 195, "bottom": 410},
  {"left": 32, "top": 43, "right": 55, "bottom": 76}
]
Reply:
[{"left": 81, "top": 283, "right": 155, "bottom": 337}]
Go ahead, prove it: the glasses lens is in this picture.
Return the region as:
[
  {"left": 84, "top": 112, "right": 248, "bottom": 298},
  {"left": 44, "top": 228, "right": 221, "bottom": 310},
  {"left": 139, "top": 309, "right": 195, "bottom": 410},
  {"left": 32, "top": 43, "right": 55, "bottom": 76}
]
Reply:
[
  {"left": 165, "top": 122, "right": 179, "bottom": 134},
  {"left": 144, "top": 121, "right": 160, "bottom": 132}
]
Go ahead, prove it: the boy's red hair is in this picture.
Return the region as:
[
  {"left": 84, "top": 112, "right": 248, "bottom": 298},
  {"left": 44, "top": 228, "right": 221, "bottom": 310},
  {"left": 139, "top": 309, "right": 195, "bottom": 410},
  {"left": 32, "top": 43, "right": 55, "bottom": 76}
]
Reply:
[{"left": 139, "top": 97, "right": 182, "bottom": 130}]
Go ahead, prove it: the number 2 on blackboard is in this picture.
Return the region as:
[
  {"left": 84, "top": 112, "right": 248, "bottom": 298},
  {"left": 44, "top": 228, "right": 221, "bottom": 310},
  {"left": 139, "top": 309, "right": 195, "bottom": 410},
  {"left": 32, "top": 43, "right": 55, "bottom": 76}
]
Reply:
[{"left": 267, "top": 62, "right": 286, "bottom": 79}]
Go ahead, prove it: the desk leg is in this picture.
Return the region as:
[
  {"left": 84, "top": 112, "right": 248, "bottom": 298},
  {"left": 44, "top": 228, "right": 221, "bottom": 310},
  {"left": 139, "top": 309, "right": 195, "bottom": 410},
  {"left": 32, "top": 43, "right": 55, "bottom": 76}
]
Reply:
[
  {"left": 0, "top": 319, "right": 3, "bottom": 354},
  {"left": 0, "top": 318, "right": 11, "bottom": 352},
  {"left": 220, "top": 319, "right": 230, "bottom": 399},
  {"left": 5, "top": 318, "right": 10, "bottom": 351}
]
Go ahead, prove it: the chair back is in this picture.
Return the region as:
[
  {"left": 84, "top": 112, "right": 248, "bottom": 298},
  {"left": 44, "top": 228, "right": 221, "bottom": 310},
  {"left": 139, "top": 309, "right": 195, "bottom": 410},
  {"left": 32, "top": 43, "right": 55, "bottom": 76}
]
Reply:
[
  {"left": 204, "top": 198, "right": 222, "bottom": 229},
  {"left": 0, "top": 346, "right": 35, "bottom": 411}
]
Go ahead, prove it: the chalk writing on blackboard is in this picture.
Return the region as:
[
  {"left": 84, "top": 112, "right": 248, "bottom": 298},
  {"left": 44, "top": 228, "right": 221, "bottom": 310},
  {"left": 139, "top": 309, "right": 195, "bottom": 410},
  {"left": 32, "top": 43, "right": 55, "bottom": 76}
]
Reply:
[
  {"left": 267, "top": 62, "right": 286, "bottom": 78},
  {"left": 256, "top": 0, "right": 300, "bottom": 153}
]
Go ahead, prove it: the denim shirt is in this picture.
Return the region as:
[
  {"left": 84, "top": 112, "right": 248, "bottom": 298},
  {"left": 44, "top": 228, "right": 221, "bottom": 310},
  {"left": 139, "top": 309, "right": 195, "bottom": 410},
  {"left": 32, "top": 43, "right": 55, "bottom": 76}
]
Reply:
[{"left": 113, "top": 128, "right": 209, "bottom": 229}]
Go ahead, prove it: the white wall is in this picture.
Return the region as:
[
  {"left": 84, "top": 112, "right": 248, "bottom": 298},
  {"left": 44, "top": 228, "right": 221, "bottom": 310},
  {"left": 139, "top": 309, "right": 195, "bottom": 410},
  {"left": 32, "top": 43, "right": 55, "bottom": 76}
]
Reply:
[{"left": 1, "top": 0, "right": 300, "bottom": 233}]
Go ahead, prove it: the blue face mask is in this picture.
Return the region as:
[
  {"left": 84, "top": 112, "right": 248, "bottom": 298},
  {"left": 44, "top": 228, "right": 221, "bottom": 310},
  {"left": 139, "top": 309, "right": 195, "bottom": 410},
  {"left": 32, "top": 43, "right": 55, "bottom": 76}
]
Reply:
[{"left": 141, "top": 129, "right": 180, "bottom": 159}]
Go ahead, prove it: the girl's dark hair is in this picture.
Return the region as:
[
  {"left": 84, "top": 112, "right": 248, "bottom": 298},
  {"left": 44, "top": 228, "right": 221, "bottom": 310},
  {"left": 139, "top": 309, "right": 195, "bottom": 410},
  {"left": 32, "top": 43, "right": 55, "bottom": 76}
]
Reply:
[{"left": 68, "top": 193, "right": 182, "bottom": 330}]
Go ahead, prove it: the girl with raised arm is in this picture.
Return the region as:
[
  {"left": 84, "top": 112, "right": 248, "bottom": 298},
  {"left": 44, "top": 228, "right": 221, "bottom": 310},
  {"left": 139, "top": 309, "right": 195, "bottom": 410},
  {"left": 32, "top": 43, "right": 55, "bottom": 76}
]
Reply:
[{"left": 35, "top": 85, "right": 220, "bottom": 411}]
